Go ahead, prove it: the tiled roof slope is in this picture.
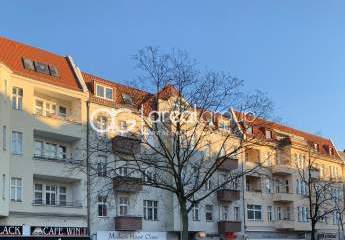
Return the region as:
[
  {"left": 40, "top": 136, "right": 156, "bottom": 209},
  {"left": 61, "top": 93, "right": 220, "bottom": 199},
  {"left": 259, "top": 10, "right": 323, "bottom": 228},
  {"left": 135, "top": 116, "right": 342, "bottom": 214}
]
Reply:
[
  {"left": 0, "top": 36, "right": 82, "bottom": 91},
  {"left": 235, "top": 112, "right": 339, "bottom": 159}
]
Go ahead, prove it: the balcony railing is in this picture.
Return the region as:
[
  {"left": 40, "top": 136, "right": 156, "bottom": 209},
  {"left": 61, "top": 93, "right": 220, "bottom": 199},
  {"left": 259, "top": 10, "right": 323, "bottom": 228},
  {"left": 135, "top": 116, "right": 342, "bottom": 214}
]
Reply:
[
  {"left": 272, "top": 164, "right": 294, "bottom": 175},
  {"left": 33, "top": 155, "right": 81, "bottom": 164},
  {"left": 114, "top": 216, "right": 142, "bottom": 231},
  {"left": 218, "top": 221, "right": 241, "bottom": 233},
  {"left": 113, "top": 176, "right": 143, "bottom": 192},
  {"left": 274, "top": 219, "right": 295, "bottom": 229},
  {"left": 32, "top": 201, "right": 82, "bottom": 208},
  {"left": 33, "top": 112, "right": 81, "bottom": 124},
  {"left": 218, "top": 157, "right": 238, "bottom": 171},
  {"left": 112, "top": 136, "right": 141, "bottom": 155},
  {"left": 217, "top": 189, "right": 240, "bottom": 202}
]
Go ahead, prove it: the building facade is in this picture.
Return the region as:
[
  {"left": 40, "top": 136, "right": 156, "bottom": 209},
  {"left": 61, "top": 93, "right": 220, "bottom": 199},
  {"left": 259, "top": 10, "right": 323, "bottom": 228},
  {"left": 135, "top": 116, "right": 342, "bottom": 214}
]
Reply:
[
  {"left": 0, "top": 36, "right": 344, "bottom": 240},
  {"left": 0, "top": 37, "right": 88, "bottom": 237}
]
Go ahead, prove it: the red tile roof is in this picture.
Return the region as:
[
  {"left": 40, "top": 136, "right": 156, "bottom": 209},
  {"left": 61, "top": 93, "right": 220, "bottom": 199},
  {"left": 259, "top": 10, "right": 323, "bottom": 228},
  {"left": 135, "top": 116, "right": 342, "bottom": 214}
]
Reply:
[
  {"left": 236, "top": 112, "right": 339, "bottom": 159},
  {"left": 0, "top": 36, "right": 83, "bottom": 91}
]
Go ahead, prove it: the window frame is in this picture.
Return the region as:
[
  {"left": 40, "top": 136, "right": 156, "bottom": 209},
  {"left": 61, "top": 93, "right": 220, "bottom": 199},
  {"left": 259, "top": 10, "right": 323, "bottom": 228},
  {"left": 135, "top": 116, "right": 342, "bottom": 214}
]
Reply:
[
  {"left": 10, "top": 177, "right": 23, "bottom": 202},
  {"left": 95, "top": 84, "right": 113, "bottom": 101},
  {"left": 143, "top": 200, "right": 158, "bottom": 221},
  {"left": 11, "top": 131, "right": 23, "bottom": 155}
]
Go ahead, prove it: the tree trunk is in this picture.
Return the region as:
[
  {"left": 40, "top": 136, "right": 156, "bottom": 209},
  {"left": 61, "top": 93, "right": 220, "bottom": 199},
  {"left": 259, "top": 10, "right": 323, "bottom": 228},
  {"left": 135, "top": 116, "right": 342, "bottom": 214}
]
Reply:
[
  {"left": 179, "top": 198, "right": 189, "bottom": 240},
  {"left": 311, "top": 222, "right": 316, "bottom": 240}
]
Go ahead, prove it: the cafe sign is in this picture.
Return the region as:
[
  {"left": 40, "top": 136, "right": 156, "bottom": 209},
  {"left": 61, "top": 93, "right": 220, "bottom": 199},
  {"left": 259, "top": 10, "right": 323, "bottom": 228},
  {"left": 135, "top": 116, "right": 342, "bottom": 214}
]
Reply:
[{"left": 31, "top": 226, "right": 88, "bottom": 237}]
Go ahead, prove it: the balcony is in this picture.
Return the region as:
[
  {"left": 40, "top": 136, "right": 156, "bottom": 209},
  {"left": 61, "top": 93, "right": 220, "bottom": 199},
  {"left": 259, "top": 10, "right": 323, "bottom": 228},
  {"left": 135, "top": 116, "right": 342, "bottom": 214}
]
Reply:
[
  {"left": 217, "top": 189, "right": 240, "bottom": 202},
  {"left": 272, "top": 192, "right": 295, "bottom": 203},
  {"left": 114, "top": 216, "right": 142, "bottom": 231},
  {"left": 113, "top": 176, "right": 143, "bottom": 192},
  {"left": 218, "top": 221, "right": 241, "bottom": 233},
  {"left": 33, "top": 155, "right": 81, "bottom": 164},
  {"left": 274, "top": 219, "right": 295, "bottom": 230},
  {"left": 112, "top": 136, "right": 141, "bottom": 155},
  {"left": 272, "top": 164, "right": 294, "bottom": 175},
  {"left": 32, "top": 201, "right": 82, "bottom": 208},
  {"left": 218, "top": 157, "right": 238, "bottom": 171}
]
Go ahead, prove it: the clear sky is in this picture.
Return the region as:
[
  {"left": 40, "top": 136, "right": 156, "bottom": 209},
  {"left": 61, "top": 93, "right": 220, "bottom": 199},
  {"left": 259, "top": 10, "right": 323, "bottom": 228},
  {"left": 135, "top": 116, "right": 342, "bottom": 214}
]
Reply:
[{"left": 1, "top": 0, "right": 344, "bottom": 149}]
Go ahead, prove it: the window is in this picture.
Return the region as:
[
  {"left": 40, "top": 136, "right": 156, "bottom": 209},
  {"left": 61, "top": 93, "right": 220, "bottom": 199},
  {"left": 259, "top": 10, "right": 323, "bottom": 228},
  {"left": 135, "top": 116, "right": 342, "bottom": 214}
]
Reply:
[
  {"left": 45, "top": 143, "right": 57, "bottom": 159},
  {"left": 3, "top": 126, "right": 7, "bottom": 151},
  {"left": 12, "top": 87, "right": 23, "bottom": 110},
  {"left": 205, "top": 179, "right": 212, "bottom": 190},
  {"left": 97, "top": 195, "right": 107, "bottom": 217},
  {"left": 234, "top": 207, "right": 240, "bottom": 221},
  {"left": 10, "top": 178, "right": 22, "bottom": 202},
  {"left": 119, "top": 197, "right": 129, "bottom": 216},
  {"left": 221, "top": 205, "right": 229, "bottom": 220},
  {"left": 59, "top": 186, "right": 66, "bottom": 206},
  {"left": 45, "top": 103, "right": 57, "bottom": 116},
  {"left": 205, "top": 204, "right": 213, "bottom": 221},
  {"left": 97, "top": 156, "right": 107, "bottom": 177},
  {"left": 11, "top": 131, "right": 23, "bottom": 155},
  {"left": 246, "top": 126, "right": 253, "bottom": 134},
  {"left": 22, "top": 58, "right": 35, "bottom": 70},
  {"left": 22, "top": 58, "right": 59, "bottom": 77},
  {"left": 96, "top": 115, "right": 108, "bottom": 132},
  {"left": 35, "top": 100, "right": 44, "bottom": 115},
  {"left": 34, "top": 140, "right": 43, "bottom": 157},
  {"left": 298, "top": 206, "right": 308, "bottom": 222},
  {"left": 314, "top": 143, "right": 319, "bottom": 152},
  {"left": 192, "top": 203, "right": 200, "bottom": 221},
  {"left": 49, "top": 65, "right": 59, "bottom": 77},
  {"left": 143, "top": 200, "right": 158, "bottom": 221},
  {"left": 96, "top": 84, "right": 113, "bottom": 100},
  {"left": 122, "top": 93, "right": 133, "bottom": 104},
  {"left": 57, "top": 145, "right": 66, "bottom": 159},
  {"left": 277, "top": 207, "right": 282, "bottom": 220},
  {"left": 34, "top": 184, "right": 43, "bottom": 204},
  {"left": 267, "top": 206, "right": 273, "bottom": 222},
  {"left": 265, "top": 130, "right": 272, "bottom": 139},
  {"left": 58, "top": 106, "right": 67, "bottom": 118},
  {"left": 34, "top": 61, "right": 50, "bottom": 74},
  {"left": 45, "top": 185, "right": 57, "bottom": 205},
  {"left": 119, "top": 164, "right": 128, "bottom": 176},
  {"left": 247, "top": 204, "right": 262, "bottom": 221}
]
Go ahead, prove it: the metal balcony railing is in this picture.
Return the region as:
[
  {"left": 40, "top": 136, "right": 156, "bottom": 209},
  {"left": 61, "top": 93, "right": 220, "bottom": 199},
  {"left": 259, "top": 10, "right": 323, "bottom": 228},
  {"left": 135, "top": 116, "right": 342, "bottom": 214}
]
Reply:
[
  {"left": 32, "top": 200, "right": 83, "bottom": 208},
  {"left": 33, "top": 155, "right": 81, "bottom": 164}
]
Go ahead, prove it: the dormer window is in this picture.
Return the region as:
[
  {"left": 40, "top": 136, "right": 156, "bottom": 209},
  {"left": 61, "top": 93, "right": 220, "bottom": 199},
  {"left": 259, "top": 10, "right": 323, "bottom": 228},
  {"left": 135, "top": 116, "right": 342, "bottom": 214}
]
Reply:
[
  {"left": 96, "top": 84, "right": 113, "bottom": 101},
  {"left": 246, "top": 126, "right": 253, "bottom": 134},
  {"left": 122, "top": 93, "right": 133, "bottom": 105},
  {"left": 329, "top": 147, "right": 334, "bottom": 156},
  {"left": 23, "top": 58, "right": 35, "bottom": 70},
  {"left": 22, "top": 58, "right": 59, "bottom": 77},
  {"left": 265, "top": 130, "right": 272, "bottom": 139},
  {"left": 34, "top": 62, "right": 50, "bottom": 74},
  {"left": 314, "top": 143, "right": 319, "bottom": 152}
]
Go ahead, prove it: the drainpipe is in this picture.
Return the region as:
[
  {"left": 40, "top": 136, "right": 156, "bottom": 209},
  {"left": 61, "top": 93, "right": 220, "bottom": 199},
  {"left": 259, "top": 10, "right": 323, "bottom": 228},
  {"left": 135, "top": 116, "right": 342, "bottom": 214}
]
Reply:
[
  {"left": 241, "top": 157, "right": 246, "bottom": 239},
  {"left": 86, "top": 100, "right": 91, "bottom": 235}
]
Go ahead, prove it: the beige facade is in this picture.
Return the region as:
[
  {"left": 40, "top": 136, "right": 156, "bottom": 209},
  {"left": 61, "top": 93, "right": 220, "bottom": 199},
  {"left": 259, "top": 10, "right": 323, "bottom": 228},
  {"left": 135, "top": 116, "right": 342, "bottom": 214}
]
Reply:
[{"left": 0, "top": 36, "right": 344, "bottom": 240}]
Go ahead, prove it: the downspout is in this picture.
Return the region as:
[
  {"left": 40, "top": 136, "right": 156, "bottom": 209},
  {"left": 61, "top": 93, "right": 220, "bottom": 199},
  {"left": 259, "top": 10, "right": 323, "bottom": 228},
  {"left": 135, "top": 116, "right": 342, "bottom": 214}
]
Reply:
[{"left": 86, "top": 100, "right": 91, "bottom": 236}]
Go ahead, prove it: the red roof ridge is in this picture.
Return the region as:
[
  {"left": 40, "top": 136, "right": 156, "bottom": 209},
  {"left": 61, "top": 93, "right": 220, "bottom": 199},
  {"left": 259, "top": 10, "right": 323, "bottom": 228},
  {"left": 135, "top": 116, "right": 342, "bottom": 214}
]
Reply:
[
  {"left": 82, "top": 71, "right": 152, "bottom": 96},
  {"left": 0, "top": 36, "right": 65, "bottom": 59}
]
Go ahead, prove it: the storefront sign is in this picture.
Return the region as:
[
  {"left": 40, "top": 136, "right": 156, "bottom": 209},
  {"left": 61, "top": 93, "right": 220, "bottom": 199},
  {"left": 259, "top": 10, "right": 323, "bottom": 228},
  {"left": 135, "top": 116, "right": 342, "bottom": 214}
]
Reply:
[
  {"left": 0, "top": 226, "right": 22, "bottom": 236},
  {"left": 97, "top": 231, "right": 167, "bottom": 240},
  {"left": 31, "top": 226, "right": 88, "bottom": 237}
]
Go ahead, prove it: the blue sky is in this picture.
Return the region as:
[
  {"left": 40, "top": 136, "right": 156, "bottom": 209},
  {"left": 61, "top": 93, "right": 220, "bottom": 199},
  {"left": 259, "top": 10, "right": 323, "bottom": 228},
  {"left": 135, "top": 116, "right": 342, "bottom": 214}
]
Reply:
[{"left": 1, "top": 0, "right": 344, "bottom": 149}]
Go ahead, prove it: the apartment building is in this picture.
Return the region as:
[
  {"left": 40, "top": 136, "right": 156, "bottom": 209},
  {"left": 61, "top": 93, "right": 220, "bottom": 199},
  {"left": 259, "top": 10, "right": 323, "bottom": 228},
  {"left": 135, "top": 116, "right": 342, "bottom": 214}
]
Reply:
[
  {"left": 0, "top": 36, "right": 344, "bottom": 240},
  {"left": 0, "top": 37, "right": 88, "bottom": 237},
  {"left": 240, "top": 116, "right": 344, "bottom": 240}
]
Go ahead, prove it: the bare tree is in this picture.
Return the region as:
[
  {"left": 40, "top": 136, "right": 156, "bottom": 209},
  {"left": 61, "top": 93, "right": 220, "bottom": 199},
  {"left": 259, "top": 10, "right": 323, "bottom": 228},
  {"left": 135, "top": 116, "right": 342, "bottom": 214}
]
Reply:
[
  {"left": 294, "top": 147, "right": 339, "bottom": 240},
  {"left": 84, "top": 47, "right": 273, "bottom": 240}
]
